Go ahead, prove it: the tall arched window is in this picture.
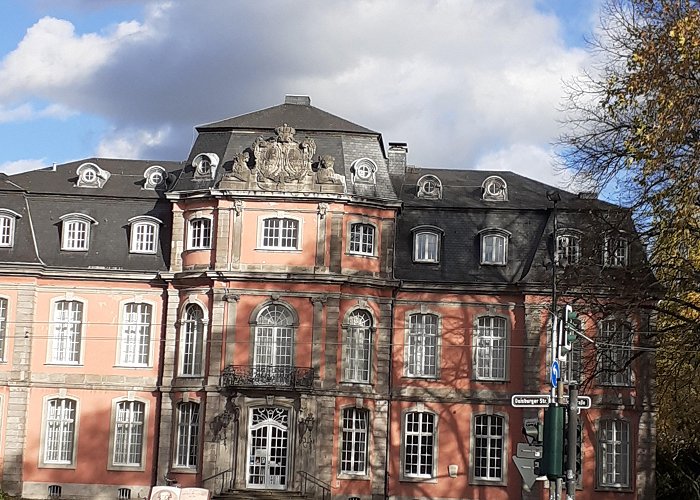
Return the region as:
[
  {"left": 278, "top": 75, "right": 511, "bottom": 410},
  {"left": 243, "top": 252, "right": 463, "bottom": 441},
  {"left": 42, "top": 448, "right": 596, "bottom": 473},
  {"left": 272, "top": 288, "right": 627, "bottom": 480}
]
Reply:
[
  {"left": 343, "top": 310, "right": 372, "bottom": 383},
  {"left": 253, "top": 304, "right": 295, "bottom": 384},
  {"left": 180, "top": 304, "right": 204, "bottom": 376}
]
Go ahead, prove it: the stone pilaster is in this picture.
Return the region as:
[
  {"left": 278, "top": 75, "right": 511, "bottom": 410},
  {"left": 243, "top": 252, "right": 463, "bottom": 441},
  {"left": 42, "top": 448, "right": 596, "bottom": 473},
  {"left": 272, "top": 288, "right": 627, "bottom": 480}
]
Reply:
[
  {"left": 310, "top": 295, "right": 326, "bottom": 384},
  {"left": 324, "top": 296, "right": 340, "bottom": 388},
  {"left": 161, "top": 287, "right": 180, "bottom": 388},
  {"left": 371, "top": 399, "right": 389, "bottom": 498},
  {"left": 329, "top": 213, "right": 343, "bottom": 274},
  {"left": 170, "top": 209, "right": 185, "bottom": 272},
  {"left": 231, "top": 200, "right": 243, "bottom": 269},
  {"left": 380, "top": 220, "right": 394, "bottom": 278},
  {"left": 214, "top": 207, "right": 232, "bottom": 270},
  {"left": 315, "top": 203, "right": 329, "bottom": 270}
]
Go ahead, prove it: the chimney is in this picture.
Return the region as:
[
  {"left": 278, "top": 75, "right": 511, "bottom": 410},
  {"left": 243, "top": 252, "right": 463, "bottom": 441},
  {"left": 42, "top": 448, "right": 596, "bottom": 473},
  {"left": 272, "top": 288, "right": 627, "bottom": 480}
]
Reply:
[
  {"left": 578, "top": 191, "right": 598, "bottom": 199},
  {"left": 285, "top": 95, "right": 311, "bottom": 106},
  {"left": 388, "top": 142, "right": 408, "bottom": 176}
]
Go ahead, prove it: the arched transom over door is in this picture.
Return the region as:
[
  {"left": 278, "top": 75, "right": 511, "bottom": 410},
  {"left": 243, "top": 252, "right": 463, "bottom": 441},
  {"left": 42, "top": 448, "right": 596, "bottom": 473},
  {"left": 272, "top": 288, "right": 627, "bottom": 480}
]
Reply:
[
  {"left": 253, "top": 304, "right": 295, "bottom": 384},
  {"left": 246, "top": 407, "right": 290, "bottom": 490}
]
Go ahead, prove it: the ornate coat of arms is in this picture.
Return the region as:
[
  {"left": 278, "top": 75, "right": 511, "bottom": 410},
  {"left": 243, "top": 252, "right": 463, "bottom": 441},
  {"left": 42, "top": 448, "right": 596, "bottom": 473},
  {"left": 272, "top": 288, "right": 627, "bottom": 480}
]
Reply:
[{"left": 252, "top": 124, "right": 316, "bottom": 184}]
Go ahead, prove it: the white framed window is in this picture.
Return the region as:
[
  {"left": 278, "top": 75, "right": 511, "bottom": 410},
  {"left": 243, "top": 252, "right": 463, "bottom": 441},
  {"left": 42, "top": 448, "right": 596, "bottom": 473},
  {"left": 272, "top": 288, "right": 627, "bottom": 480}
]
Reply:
[
  {"left": 405, "top": 313, "right": 438, "bottom": 378},
  {"left": 175, "top": 401, "right": 200, "bottom": 469},
  {"left": 75, "top": 162, "right": 110, "bottom": 188},
  {"left": 604, "top": 234, "right": 629, "bottom": 267},
  {"left": 119, "top": 302, "right": 152, "bottom": 367},
  {"left": 60, "top": 214, "right": 97, "bottom": 251},
  {"left": 557, "top": 232, "right": 581, "bottom": 265},
  {"left": 187, "top": 218, "right": 212, "bottom": 250},
  {"left": 598, "top": 319, "right": 632, "bottom": 386},
  {"left": 112, "top": 400, "right": 145, "bottom": 467},
  {"left": 351, "top": 158, "right": 377, "bottom": 184},
  {"left": 473, "top": 414, "right": 504, "bottom": 482},
  {"left": 0, "top": 209, "right": 20, "bottom": 248},
  {"left": 43, "top": 398, "right": 78, "bottom": 466},
  {"left": 349, "top": 223, "right": 375, "bottom": 256},
  {"left": 129, "top": 216, "right": 162, "bottom": 254},
  {"left": 253, "top": 303, "right": 295, "bottom": 384},
  {"left": 403, "top": 411, "right": 436, "bottom": 478},
  {"left": 143, "top": 165, "right": 166, "bottom": 190},
  {"left": 413, "top": 229, "right": 441, "bottom": 263},
  {"left": 259, "top": 217, "right": 300, "bottom": 250},
  {"left": 416, "top": 175, "right": 442, "bottom": 199},
  {"left": 482, "top": 176, "right": 508, "bottom": 201},
  {"left": 480, "top": 230, "right": 509, "bottom": 265},
  {"left": 340, "top": 407, "right": 369, "bottom": 475},
  {"left": 597, "top": 419, "right": 630, "bottom": 488},
  {"left": 474, "top": 316, "right": 508, "bottom": 381},
  {"left": 343, "top": 310, "right": 372, "bottom": 383},
  {"left": 180, "top": 304, "right": 205, "bottom": 376},
  {"left": 0, "top": 297, "right": 7, "bottom": 361},
  {"left": 50, "top": 300, "right": 83, "bottom": 364}
]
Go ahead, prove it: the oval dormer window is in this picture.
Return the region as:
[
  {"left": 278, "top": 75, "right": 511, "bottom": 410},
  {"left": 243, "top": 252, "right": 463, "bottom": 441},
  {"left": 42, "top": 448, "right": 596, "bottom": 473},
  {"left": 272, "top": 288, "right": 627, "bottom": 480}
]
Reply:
[
  {"left": 192, "top": 153, "right": 220, "bottom": 179},
  {"left": 417, "top": 174, "right": 442, "bottom": 199},
  {"left": 143, "top": 165, "right": 167, "bottom": 190},
  {"left": 352, "top": 158, "right": 376, "bottom": 184},
  {"left": 482, "top": 175, "right": 508, "bottom": 201}
]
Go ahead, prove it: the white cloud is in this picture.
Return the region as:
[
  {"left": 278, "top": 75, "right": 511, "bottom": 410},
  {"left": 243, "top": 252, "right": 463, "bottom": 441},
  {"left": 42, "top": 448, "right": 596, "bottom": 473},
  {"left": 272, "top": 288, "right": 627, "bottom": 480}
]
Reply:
[
  {"left": 0, "top": 158, "right": 50, "bottom": 174},
  {"left": 0, "top": 0, "right": 599, "bottom": 185},
  {"left": 96, "top": 125, "right": 171, "bottom": 159}
]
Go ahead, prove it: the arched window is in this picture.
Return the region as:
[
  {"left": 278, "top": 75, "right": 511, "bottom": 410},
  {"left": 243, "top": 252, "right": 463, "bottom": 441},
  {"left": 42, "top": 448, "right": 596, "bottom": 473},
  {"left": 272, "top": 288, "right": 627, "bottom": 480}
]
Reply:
[
  {"left": 59, "top": 213, "right": 97, "bottom": 251},
  {"left": 129, "top": 216, "right": 162, "bottom": 254},
  {"left": 416, "top": 174, "right": 442, "bottom": 199},
  {"left": 343, "top": 310, "right": 372, "bottom": 383},
  {"left": 253, "top": 304, "right": 295, "bottom": 384},
  {"left": 480, "top": 229, "right": 510, "bottom": 265},
  {"left": 481, "top": 175, "right": 508, "bottom": 201},
  {"left": 0, "top": 209, "right": 20, "bottom": 248},
  {"left": 474, "top": 316, "right": 508, "bottom": 380},
  {"left": 413, "top": 228, "right": 441, "bottom": 263},
  {"left": 180, "top": 304, "right": 204, "bottom": 376},
  {"left": 557, "top": 231, "right": 581, "bottom": 265}
]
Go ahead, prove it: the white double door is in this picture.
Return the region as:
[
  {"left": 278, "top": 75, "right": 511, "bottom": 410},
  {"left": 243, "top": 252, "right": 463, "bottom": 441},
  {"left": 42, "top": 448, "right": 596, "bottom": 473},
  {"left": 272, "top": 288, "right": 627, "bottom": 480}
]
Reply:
[{"left": 246, "top": 407, "right": 290, "bottom": 490}]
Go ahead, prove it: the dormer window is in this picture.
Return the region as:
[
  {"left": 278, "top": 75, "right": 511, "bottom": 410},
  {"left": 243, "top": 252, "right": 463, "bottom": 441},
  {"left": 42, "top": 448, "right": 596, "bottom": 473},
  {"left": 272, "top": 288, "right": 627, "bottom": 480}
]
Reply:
[
  {"left": 76, "top": 162, "right": 111, "bottom": 188},
  {"left": 604, "top": 233, "right": 629, "bottom": 267},
  {"left": 417, "top": 175, "right": 442, "bottom": 199},
  {"left": 192, "top": 153, "right": 220, "bottom": 180},
  {"left": 351, "top": 158, "right": 376, "bottom": 184},
  {"left": 59, "top": 213, "right": 98, "bottom": 251},
  {"left": 479, "top": 228, "right": 510, "bottom": 265},
  {"left": 0, "top": 209, "right": 21, "bottom": 248},
  {"left": 482, "top": 176, "right": 508, "bottom": 201},
  {"left": 128, "top": 216, "right": 162, "bottom": 254},
  {"left": 557, "top": 230, "right": 582, "bottom": 266},
  {"left": 187, "top": 217, "right": 212, "bottom": 250},
  {"left": 412, "top": 226, "right": 443, "bottom": 263},
  {"left": 143, "top": 165, "right": 166, "bottom": 190}
]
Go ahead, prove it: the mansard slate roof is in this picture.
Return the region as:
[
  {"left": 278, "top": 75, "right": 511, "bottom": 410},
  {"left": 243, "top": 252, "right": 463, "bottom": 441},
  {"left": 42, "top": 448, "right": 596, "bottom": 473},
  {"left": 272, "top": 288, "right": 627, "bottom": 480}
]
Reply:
[{"left": 0, "top": 159, "right": 182, "bottom": 272}]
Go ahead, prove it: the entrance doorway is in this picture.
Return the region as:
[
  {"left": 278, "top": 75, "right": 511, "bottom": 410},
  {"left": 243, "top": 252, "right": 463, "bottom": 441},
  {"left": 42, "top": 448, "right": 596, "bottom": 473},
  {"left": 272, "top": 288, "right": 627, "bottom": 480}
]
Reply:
[{"left": 246, "top": 407, "right": 290, "bottom": 490}]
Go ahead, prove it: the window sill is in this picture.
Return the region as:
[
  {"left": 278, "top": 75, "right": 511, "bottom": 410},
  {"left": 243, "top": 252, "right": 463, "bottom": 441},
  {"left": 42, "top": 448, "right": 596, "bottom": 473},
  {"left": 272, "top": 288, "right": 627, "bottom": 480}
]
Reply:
[
  {"left": 129, "top": 250, "right": 157, "bottom": 255},
  {"left": 400, "top": 476, "right": 437, "bottom": 484},
  {"left": 412, "top": 259, "right": 440, "bottom": 265},
  {"left": 39, "top": 462, "right": 76, "bottom": 470},
  {"left": 346, "top": 252, "right": 378, "bottom": 259},
  {"left": 170, "top": 467, "right": 198, "bottom": 474},
  {"left": 480, "top": 262, "right": 507, "bottom": 266},
  {"left": 337, "top": 473, "right": 370, "bottom": 481},
  {"left": 470, "top": 478, "right": 506, "bottom": 487},
  {"left": 472, "top": 378, "right": 510, "bottom": 383},
  {"left": 184, "top": 248, "right": 211, "bottom": 252},
  {"left": 402, "top": 375, "right": 439, "bottom": 380},
  {"left": 115, "top": 364, "right": 152, "bottom": 369},
  {"left": 255, "top": 247, "right": 302, "bottom": 252},
  {"left": 45, "top": 362, "right": 83, "bottom": 367},
  {"left": 596, "top": 485, "right": 633, "bottom": 492},
  {"left": 108, "top": 464, "right": 146, "bottom": 472},
  {"left": 60, "top": 248, "right": 88, "bottom": 252}
]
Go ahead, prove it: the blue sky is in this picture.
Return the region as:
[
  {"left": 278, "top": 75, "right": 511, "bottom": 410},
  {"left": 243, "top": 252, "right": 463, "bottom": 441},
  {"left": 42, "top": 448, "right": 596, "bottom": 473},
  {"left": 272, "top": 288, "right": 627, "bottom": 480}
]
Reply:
[{"left": 0, "top": 0, "right": 600, "bottom": 187}]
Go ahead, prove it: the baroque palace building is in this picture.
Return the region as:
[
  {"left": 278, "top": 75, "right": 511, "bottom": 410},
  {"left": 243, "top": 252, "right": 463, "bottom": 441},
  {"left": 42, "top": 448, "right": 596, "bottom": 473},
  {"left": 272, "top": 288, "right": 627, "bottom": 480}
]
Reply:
[{"left": 0, "top": 96, "right": 654, "bottom": 500}]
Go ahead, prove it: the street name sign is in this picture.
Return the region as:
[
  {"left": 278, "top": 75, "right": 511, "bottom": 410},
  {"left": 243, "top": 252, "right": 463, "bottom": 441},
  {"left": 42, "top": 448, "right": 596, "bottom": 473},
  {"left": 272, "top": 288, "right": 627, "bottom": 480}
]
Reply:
[
  {"left": 562, "top": 395, "right": 592, "bottom": 409},
  {"left": 511, "top": 394, "right": 551, "bottom": 407}
]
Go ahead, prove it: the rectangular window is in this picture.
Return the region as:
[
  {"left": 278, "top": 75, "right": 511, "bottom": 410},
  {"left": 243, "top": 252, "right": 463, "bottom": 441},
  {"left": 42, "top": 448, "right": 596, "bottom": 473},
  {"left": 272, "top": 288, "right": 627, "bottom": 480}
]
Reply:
[
  {"left": 0, "top": 297, "right": 7, "bottom": 361},
  {"left": 113, "top": 401, "right": 145, "bottom": 466},
  {"left": 481, "top": 234, "right": 507, "bottom": 265},
  {"left": 557, "top": 234, "right": 581, "bottom": 265},
  {"left": 0, "top": 216, "right": 14, "bottom": 247},
  {"left": 349, "top": 223, "right": 375, "bottom": 255},
  {"left": 343, "top": 310, "right": 371, "bottom": 383},
  {"left": 131, "top": 222, "right": 157, "bottom": 253},
  {"left": 51, "top": 300, "right": 83, "bottom": 364},
  {"left": 405, "top": 313, "right": 438, "bottom": 377},
  {"left": 175, "top": 402, "right": 200, "bottom": 468},
  {"left": 473, "top": 414, "right": 504, "bottom": 481},
  {"left": 403, "top": 411, "right": 435, "bottom": 478},
  {"left": 341, "top": 408, "right": 368, "bottom": 475},
  {"left": 188, "top": 218, "right": 212, "bottom": 250},
  {"left": 261, "top": 218, "right": 299, "bottom": 249},
  {"left": 62, "top": 220, "right": 89, "bottom": 251},
  {"left": 598, "top": 320, "right": 632, "bottom": 386},
  {"left": 120, "top": 303, "right": 152, "bottom": 366},
  {"left": 44, "top": 398, "right": 77, "bottom": 464},
  {"left": 474, "top": 316, "right": 507, "bottom": 380},
  {"left": 598, "top": 419, "right": 630, "bottom": 488},
  {"left": 604, "top": 236, "right": 628, "bottom": 267},
  {"left": 414, "top": 231, "right": 440, "bottom": 263}
]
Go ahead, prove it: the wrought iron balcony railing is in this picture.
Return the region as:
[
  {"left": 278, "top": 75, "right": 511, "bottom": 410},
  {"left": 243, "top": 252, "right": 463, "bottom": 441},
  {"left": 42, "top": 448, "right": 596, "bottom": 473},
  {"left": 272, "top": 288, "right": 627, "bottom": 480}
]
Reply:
[{"left": 220, "top": 365, "right": 314, "bottom": 391}]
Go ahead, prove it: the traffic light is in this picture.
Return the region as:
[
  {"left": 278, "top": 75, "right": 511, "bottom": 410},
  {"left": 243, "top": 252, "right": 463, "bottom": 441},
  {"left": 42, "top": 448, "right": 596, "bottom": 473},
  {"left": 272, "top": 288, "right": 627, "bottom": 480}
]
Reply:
[
  {"left": 523, "top": 418, "right": 543, "bottom": 445},
  {"left": 541, "top": 405, "right": 564, "bottom": 480},
  {"left": 562, "top": 421, "right": 583, "bottom": 478},
  {"left": 558, "top": 305, "right": 580, "bottom": 360}
]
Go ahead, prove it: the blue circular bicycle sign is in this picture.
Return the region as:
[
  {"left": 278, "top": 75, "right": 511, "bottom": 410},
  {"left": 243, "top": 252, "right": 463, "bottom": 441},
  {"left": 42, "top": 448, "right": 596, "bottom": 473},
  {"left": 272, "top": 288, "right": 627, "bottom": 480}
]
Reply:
[{"left": 551, "top": 360, "right": 560, "bottom": 388}]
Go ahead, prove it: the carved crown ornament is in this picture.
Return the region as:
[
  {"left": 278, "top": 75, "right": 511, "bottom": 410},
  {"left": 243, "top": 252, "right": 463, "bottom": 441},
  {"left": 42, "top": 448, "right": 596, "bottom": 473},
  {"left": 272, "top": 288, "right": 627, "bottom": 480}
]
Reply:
[{"left": 219, "top": 124, "right": 346, "bottom": 193}]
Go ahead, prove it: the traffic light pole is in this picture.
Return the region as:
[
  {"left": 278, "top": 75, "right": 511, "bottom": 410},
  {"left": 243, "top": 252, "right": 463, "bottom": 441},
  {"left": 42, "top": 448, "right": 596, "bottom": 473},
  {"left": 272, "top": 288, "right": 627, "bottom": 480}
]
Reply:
[
  {"left": 566, "top": 383, "right": 578, "bottom": 498},
  {"left": 547, "top": 191, "right": 561, "bottom": 500}
]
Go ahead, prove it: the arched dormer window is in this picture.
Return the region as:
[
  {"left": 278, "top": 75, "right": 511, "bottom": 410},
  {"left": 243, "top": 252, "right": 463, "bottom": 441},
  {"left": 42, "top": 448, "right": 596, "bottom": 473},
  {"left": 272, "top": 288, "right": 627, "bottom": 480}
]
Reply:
[
  {"left": 479, "top": 228, "right": 511, "bottom": 265},
  {"left": 143, "top": 165, "right": 166, "bottom": 190},
  {"left": 0, "top": 208, "right": 21, "bottom": 248},
  {"left": 411, "top": 226, "right": 443, "bottom": 263},
  {"left": 351, "top": 158, "right": 377, "bottom": 185},
  {"left": 192, "top": 153, "right": 220, "bottom": 180},
  {"left": 76, "top": 162, "right": 111, "bottom": 188},
  {"left": 482, "top": 175, "right": 508, "bottom": 201},
  {"left": 557, "top": 229, "right": 582, "bottom": 266},
  {"left": 416, "top": 175, "right": 442, "bottom": 199},
  {"left": 128, "top": 216, "right": 162, "bottom": 254},
  {"left": 59, "top": 213, "right": 98, "bottom": 251}
]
